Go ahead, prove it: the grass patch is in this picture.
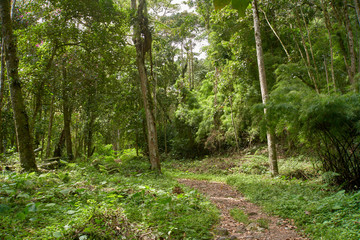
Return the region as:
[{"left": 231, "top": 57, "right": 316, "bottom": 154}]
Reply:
[
  {"left": 0, "top": 152, "right": 219, "bottom": 240},
  {"left": 256, "top": 218, "right": 270, "bottom": 229},
  {"left": 229, "top": 208, "right": 250, "bottom": 224},
  {"left": 164, "top": 153, "right": 360, "bottom": 239},
  {"left": 226, "top": 174, "right": 360, "bottom": 239}
]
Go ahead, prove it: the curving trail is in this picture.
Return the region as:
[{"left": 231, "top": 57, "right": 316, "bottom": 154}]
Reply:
[{"left": 178, "top": 179, "right": 309, "bottom": 240}]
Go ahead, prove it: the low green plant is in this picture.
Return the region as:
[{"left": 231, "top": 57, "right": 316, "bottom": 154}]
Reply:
[
  {"left": 256, "top": 218, "right": 270, "bottom": 229},
  {"left": 239, "top": 155, "right": 269, "bottom": 175},
  {"left": 229, "top": 208, "right": 250, "bottom": 224},
  {"left": 0, "top": 155, "right": 219, "bottom": 240},
  {"left": 226, "top": 174, "right": 360, "bottom": 239}
]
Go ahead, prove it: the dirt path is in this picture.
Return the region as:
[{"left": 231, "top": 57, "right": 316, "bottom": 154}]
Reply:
[{"left": 178, "top": 179, "right": 309, "bottom": 240}]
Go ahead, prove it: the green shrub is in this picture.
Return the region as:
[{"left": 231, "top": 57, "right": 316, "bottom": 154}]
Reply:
[{"left": 270, "top": 84, "right": 360, "bottom": 190}]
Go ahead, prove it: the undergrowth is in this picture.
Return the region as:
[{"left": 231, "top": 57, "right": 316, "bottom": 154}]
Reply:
[
  {"left": 165, "top": 153, "right": 360, "bottom": 240},
  {"left": 226, "top": 175, "right": 360, "bottom": 239},
  {"left": 0, "top": 149, "right": 218, "bottom": 240}
]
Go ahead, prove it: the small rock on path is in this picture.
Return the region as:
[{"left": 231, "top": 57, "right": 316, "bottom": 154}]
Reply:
[{"left": 178, "top": 179, "right": 309, "bottom": 240}]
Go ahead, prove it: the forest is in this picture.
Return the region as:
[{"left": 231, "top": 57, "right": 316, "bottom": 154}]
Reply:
[{"left": 1, "top": 0, "right": 360, "bottom": 239}]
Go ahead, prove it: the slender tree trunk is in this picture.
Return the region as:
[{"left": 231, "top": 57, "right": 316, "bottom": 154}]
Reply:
[
  {"left": 343, "top": 0, "right": 357, "bottom": 90},
  {"left": 0, "top": 0, "right": 37, "bottom": 171},
  {"left": 324, "top": 57, "right": 330, "bottom": 93},
  {"left": 290, "top": 24, "right": 316, "bottom": 89},
  {"left": 300, "top": 6, "right": 319, "bottom": 79},
  {"left": 229, "top": 96, "right": 239, "bottom": 151},
  {"left": 321, "top": 0, "right": 337, "bottom": 91},
  {"left": 190, "top": 41, "right": 194, "bottom": 89},
  {"left": 74, "top": 121, "right": 79, "bottom": 159},
  {"left": 45, "top": 95, "right": 55, "bottom": 158},
  {"left": 0, "top": 38, "right": 5, "bottom": 155},
  {"left": 86, "top": 114, "right": 94, "bottom": 159},
  {"left": 355, "top": 0, "right": 360, "bottom": 73},
  {"left": 62, "top": 65, "right": 73, "bottom": 161},
  {"left": 10, "top": 0, "right": 15, "bottom": 19},
  {"left": 261, "top": 10, "right": 291, "bottom": 62},
  {"left": 295, "top": 11, "right": 319, "bottom": 93},
  {"left": 135, "top": 127, "right": 139, "bottom": 156},
  {"left": 117, "top": 129, "right": 120, "bottom": 151},
  {"left": 355, "top": 0, "right": 360, "bottom": 26},
  {"left": 252, "top": 0, "right": 278, "bottom": 176},
  {"left": 132, "top": 0, "right": 161, "bottom": 173}
]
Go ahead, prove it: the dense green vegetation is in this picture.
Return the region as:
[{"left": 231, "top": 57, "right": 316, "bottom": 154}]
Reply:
[
  {"left": 1, "top": 0, "right": 360, "bottom": 239},
  {"left": 167, "top": 152, "right": 360, "bottom": 239},
  {"left": 0, "top": 150, "right": 218, "bottom": 239}
]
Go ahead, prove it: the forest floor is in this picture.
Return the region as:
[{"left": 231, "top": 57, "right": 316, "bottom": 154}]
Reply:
[
  {"left": 2, "top": 150, "right": 360, "bottom": 239},
  {"left": 178, "top": 179, "right": 308, "bottom": 240}
]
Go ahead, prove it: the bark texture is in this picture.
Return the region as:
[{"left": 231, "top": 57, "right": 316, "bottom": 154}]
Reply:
[
  {"left": 252, "top": 0, "right": 278, "bottom": 176},
  {"left": 45, "top": 95, "right": 55, "bottom": 158},
  {"left": 343, "top": 0, "right": 357, "bottom": 89},
  {"left": 0, "top": 0, "right": 37, "bottom": 171},
  {"left": 0, "top": 38, "right": 5, "bottom": 154},
  {"left": 132, "top": 0, "right": 161, "bottom": 173},
  {"left": 62, "top": 65, "right": 73, "bottom": 160}
]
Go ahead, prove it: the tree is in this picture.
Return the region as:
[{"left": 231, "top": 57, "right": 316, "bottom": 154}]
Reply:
[
  {"left": 0, "top": 0, "right": 37, "bottom": 171},
  {"left": 214, "top": 0, "right": 278, "bottom": 175},
  {"left": 131, "top": 0, "right": 161, "bottom": 173}
]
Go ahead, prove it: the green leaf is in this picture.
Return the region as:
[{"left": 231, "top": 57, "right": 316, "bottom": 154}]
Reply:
[
  {"left": 45, "top": 203, "right": 56, "bottom": 207},
  {"left": 231, "top": 0, "right": 251, "bottom": 16},
  {"left": 27, "top": 202, "right": 37, "bottom": 212},
  {"left": 332, "top": 204, "right": 342, "bottom": 210},
  {"left": 60, "top": 188, "right": 71, "bottom": 195},
  {"left": 18, "top": 193, "right": 30, "bottom": 198},
  {"left": 214, "top": 0, "right": 231, "bottom": 10},
  {"left": 67, "top": 210, "right": 77, "bottom": 215},
  {"left": 53, "top": 232, "right": 62, "bottom": 238}
]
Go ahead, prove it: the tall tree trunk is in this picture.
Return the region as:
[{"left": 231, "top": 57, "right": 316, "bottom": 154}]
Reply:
[
  {"left": 132, "top": 0, "right": 161, "bottom": 173},
  {"left": 164, "top": 119, "right": 167, "bottom": 155},
  {"left": 300, "top": 6, "right": 319, "bottom": 80},
  {"left": 321, "top": 0, "right": 337, "bottom": 91},
  {"left": 290, "top": 24, "right": 318, "bottom": 89},
  {"left": 252, "top": 0, "right": 278, "bottom": 176},
  {"left": 295, "top": 11, "right": 319, "bottom": 93},
  {"left": 324, "top": 57, "right": 330, "bottom": 93},
  {"left": 0, "top": 0, "right": 37, "bottom": 171},
  {"left": 62, "top": 65, "right": 73, "bottom": 161},
  {"left": 356, "top": 0, "right": 360, "bottom": 74},
  {"left": 355, "top": 0, "right": 360, "bottom": 27},
  {"left": 45, "top": 94, "right": 55, "bottom": 158},
  {"left": 343, "top": 0, "right": 357, "bottom": 90},
  {"left": 86, "top": 114, "right": 95, "bottom": 159},
  {"left": 261, "top": 10, "right": 291, "bottom": 62},
  {"left": 0, "top": 38, "right": 5, "bottom": 155},
  {"left": 229, "top": 96, "right": 239, "bottom": 151}
]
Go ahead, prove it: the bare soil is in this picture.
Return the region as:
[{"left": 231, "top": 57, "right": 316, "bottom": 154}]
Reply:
[{"left": 178, "top": 179, "right": 309, "bottom": 240}]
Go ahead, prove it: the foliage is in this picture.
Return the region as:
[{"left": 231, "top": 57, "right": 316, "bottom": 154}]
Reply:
[
  {"left": 0, "top": 156, "right": 218, "bottom": 240},
  {"left": 269, "top": 84, "right": 360, "bottom": 189},
  {"left": 229, "top": 208, "right": 250, "bottom": 224},
  {"left": 226, "top": 174, "right": 360, "bottom": 239}
]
